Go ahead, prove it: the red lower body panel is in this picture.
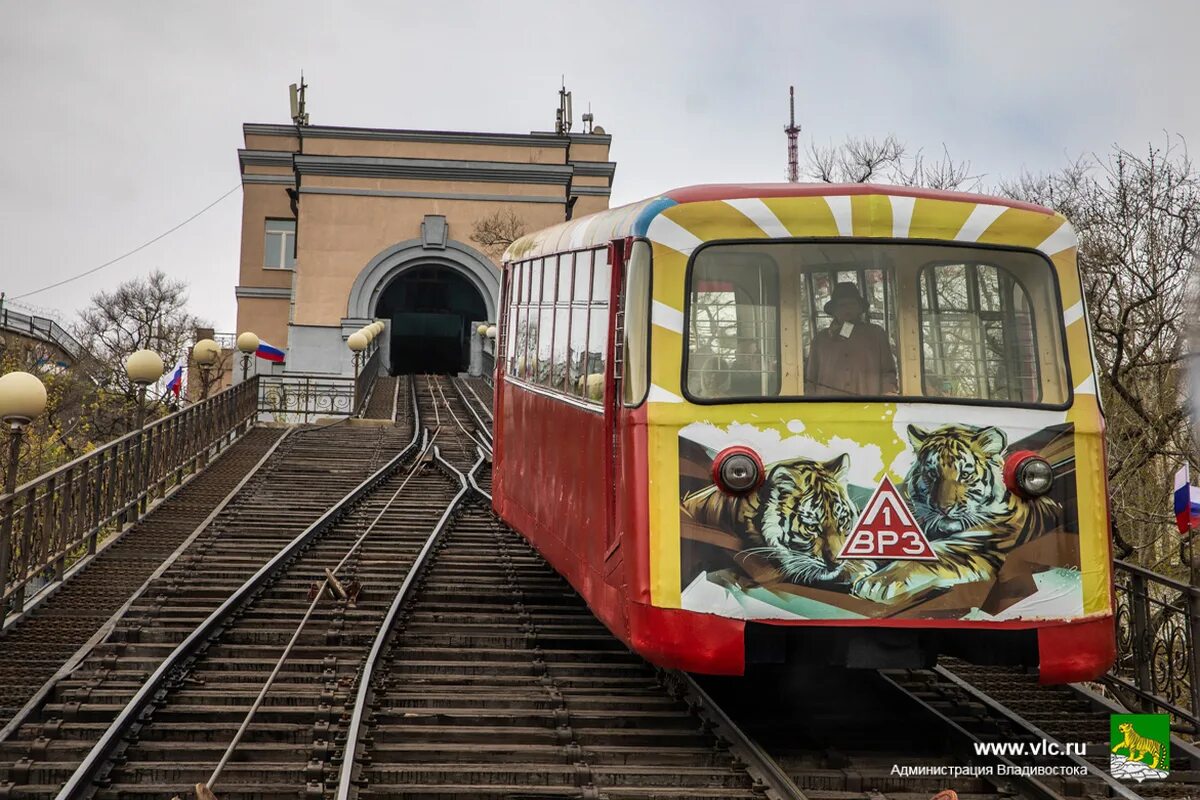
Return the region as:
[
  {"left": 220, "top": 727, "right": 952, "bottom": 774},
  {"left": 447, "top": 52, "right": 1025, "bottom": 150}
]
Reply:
[{"left": 1036, "top": 614, "right": 1115, "bottom": 683}]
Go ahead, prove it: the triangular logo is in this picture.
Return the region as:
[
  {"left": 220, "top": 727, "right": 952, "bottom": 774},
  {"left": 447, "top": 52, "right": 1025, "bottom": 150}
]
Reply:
[{"left": 837, "top": 476, "right": 937, "bottom": 561}]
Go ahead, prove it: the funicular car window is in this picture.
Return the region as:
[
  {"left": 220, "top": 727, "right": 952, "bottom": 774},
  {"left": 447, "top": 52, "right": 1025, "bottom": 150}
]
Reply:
[{"left": 685, "top": 241, "right": 1068, "bottom": 405}]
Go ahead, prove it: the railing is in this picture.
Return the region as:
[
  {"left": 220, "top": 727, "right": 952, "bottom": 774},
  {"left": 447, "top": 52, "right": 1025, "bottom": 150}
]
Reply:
[
  {"left": 0, "top": 377, "right": 259, "bottom": 623},
  {"left": 257, "top": 347, "right": 380, "bottom": 423},
  {"left": 1110, "top": 559, "right": 1200, "bottom": 734},
  {"left": 0, "top": 306, "right": 84, "bottom": 361}
]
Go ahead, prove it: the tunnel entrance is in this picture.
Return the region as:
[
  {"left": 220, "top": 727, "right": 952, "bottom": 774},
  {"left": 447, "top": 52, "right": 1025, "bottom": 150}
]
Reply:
[{"left": 375, "top": 264, "right": 488, "bottom": 374}]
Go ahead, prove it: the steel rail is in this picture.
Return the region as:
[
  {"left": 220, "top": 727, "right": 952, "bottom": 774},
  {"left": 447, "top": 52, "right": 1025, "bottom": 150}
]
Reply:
[
  {"left": 928, "top": 665, "right": 1143, "bottom": 800},
  {"left": 204, "top": 419, "right": 438, "bottom": 792},
  {"left": 449, "top": 377, "right": 493, "bottom": 451},
  {"left": 429, "top": 376, "right": 489, "bottom": 457},
  {"left": 458, "top": 375, "right": 493, "bottom": 423},
  {"left": 663, "top": 671, "right": 807, "bottom": 800},
  {"left": 467, "top": 445, "right": 491, "bottom": 501},
  {"left": 390, "top": 373, "right": 401, "bottom": 423},
  {"left": 876, "top": 668, "right": 1078, "bottom": 800},
  {"left": 335, "top": 444, "right": 474, "bottom": 800},
  {"left": 54, "top": 380, "right": 421, "bottom": 800}
]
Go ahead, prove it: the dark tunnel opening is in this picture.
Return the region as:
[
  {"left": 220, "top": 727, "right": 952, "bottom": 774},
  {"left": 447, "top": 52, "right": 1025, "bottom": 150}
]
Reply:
[{"left": 375, "top": 264, "right": 488, "bottom": 375}]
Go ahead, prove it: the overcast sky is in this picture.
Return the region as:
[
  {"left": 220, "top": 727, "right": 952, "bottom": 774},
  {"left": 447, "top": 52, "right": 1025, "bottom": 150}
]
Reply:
[{"left": 2, "top": 1, "right": 1196, "bottom": 331}]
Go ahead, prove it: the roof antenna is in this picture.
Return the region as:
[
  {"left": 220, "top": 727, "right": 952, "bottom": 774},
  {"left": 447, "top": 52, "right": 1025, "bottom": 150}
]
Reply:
[
  {"left": 289, "top": 72, "right": 310, "bottom": 126},
  {"left": 556, "top": 77, "right": 572, "bottom": 136},
  {"left": 582, "top": 102, "right": 594, "bottom": 135}
]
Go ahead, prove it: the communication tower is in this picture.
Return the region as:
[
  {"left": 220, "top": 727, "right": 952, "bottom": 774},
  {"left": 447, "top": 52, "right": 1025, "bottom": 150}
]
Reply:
[{"left": 785, "top": 85, "right": 800, "bottom": 182}]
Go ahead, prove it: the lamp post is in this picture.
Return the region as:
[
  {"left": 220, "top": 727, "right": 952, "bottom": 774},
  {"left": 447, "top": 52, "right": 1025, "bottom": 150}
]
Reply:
[
  {"left": 125, "top": 350, "right": 164, "bottom": 519},
  {"left": 348, "top": 331, "right": 368, "bottom": 412},
  {"left": 236, "top": 332, "right": 259, "bottom": 382},
  {"left": 193, "top": 338, "right": 220, "bottom": 401},
  {"left": 0, "top": 371, "right": 47, "bottom": 625}
]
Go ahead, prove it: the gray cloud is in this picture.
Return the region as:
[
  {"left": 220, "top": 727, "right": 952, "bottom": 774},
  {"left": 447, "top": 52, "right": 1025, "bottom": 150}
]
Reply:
[{"left": 1, "top": 0, "right": 1196, "bottom": 330}]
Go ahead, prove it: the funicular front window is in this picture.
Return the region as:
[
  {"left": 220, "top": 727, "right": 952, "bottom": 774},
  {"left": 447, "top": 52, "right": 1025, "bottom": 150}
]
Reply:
[{"left": 684, "top": 241, "right": 1068, "bottom": 406}]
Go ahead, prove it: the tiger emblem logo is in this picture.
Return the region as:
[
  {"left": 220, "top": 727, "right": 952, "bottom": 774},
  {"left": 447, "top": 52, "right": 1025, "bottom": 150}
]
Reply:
[
  {"left": 683, "top": 454, "right": 874, "bottom": 589},
  {"left": 851, "top": 423, "right": 1061, "bottom": 603}
]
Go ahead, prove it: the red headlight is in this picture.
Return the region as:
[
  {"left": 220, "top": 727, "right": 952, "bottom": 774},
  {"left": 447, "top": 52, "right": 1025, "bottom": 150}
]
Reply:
[
  {"left": 712, "top": 446, "right": 763, "bottom": 495},
  {"left": 1003, "top": 450, "right": 1054, "bottom": 498}
]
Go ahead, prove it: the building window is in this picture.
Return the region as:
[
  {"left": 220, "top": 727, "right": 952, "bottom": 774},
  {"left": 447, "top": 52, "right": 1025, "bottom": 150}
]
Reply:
[{"left": 264, "top": 219, "right": 296, "bottom": 269}]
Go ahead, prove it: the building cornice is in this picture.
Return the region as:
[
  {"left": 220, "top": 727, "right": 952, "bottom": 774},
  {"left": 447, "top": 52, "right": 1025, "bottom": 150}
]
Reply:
[
  {"left": 241, "top": 174, "right": 296, "bottom": 186},
  {"left": 570, "top": 185, "right": 612, "bottom": 197},
  {"left": 299, "top": 186, "right": 563, "bottom": 204},
  {"left": 293, "top": 155, "right": 574, "bottom": 185},
  {"left": 243, "top": 122, "right": 570, "bottom": 149},
  {"left": 235, "top": 285, "right": 292, "bottom": 299},
  {"left": 238, "top": 149, "right": 294, "bottom": 169},
  {"left": 568, "top": 160, "right": 617, "bottom": 178}
]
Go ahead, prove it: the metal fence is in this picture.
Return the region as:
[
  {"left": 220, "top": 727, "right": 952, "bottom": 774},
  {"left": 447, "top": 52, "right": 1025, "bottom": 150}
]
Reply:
[
  {"left": 0, "top": 306, "right": 84, "bottom": 362},
  {"left": 1110, "top": 559, "right": 1200, "bottom": 733},
  {"left": 0, "top": 376, "right": 259, "bottom": 623},
  {"left": 257, "top": 347, "right": 381, "bottom": 423}
]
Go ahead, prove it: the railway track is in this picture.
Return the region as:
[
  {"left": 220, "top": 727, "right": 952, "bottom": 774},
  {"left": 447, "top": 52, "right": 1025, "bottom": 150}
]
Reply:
[
  {"left": 0, "top": 427, "right": 286, "bottom": 728},
  {"left": 3, "top": 371, "right": 1189, "bottom": 800},
  {"left": 0, "top": 419, "right": 413, "bottom": 798}
]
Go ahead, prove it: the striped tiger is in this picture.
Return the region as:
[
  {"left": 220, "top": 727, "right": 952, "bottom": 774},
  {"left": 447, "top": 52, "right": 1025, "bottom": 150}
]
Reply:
[
  {"left": 1112, "top": 722, "right": 1164, "bottom": 770},
  {"left": 852, "top": 423, "right": 1061, "bottom": 604},
  {"left": 683, "top": 454, "right": 875, "bottom": 589}
]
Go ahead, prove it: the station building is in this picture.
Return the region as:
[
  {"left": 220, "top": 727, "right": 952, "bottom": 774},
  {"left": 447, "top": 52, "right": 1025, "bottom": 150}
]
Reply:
[{"left": 234, "top": 118, "right": 615, "bottom": 378}]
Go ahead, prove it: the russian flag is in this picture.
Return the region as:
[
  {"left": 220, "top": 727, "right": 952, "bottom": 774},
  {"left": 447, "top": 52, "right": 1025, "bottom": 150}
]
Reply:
[
  {"left": 1174, "top": 465, "right": 1200, "bottom": 534},
  {"left": 256, "top": 341, "right": 286, "bottom": 363},
  {"left": 165, "top": 361, "right": 184, "bottom": 398}
]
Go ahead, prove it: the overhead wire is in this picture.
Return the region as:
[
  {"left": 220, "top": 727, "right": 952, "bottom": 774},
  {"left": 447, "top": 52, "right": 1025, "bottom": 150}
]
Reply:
[{"left": 12, "top": 184, "right": 241, "bottom": 300}]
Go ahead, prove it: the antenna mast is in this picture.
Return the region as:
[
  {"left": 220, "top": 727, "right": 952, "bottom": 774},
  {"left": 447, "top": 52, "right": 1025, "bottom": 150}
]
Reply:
[
  {"left": 289, "top": 72, "right": 310, "bottom": 126},
  {"left": 785, "top": 85, "right": 800, "bottom": 182},
  {"left": 556, "top": 78, "right": 573, "bottom": 136}
]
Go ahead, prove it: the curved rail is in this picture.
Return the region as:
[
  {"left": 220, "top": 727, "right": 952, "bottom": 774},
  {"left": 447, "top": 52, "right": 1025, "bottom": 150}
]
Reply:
[
  {"left": 449, "top": 377, "right": 492, "bottom": 452},
  {"left": 55, "top": 380, "right": 422, "bottom": 799},
  {"left": 335, "top": 445, "right": 476, "bottom": 799}
]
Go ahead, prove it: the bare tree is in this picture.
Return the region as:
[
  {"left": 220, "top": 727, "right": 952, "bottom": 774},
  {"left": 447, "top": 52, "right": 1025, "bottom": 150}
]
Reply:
[
  {"left": 74, "top": 270, "right": 203, "bottom": 436},
  {"left": 1002, "top": 138, "right": 1200, "bottom": 571},
  {"left": 470, "top": 209, "right": 528, "bottom": 259},
  {"left": 805, "top": 135, "right": 980, "bottom": 190}
]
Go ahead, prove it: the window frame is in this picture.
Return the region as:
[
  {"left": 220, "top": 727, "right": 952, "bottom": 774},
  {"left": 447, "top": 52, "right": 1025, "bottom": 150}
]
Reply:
[
  {"left": 679, "top": 237, "right": 1074, "bottom": 410},
  {"left": 263, "top": 218, "right": 296, "bottom": 270},
  {"left": 622, "top": 238, "right": 653, "bottom": 408},
  {"left": 501, "top": 246, "right": 609, "bottom": 413},
  {"left": 917, "top": 258, "right": 1047, "bottom": 404}
]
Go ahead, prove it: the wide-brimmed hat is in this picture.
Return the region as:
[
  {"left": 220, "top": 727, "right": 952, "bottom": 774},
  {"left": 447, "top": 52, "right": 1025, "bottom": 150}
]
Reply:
[{"left": 823, "top": 282, "right": 868, "bottom": 315}]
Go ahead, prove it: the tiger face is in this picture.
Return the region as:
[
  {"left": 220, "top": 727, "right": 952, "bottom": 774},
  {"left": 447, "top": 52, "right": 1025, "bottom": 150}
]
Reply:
[
  {"left": 744, "top": 454, "right": 874, "bottom": 588},
  {"left": 905, "top": 424, "right": 1009, "bottom": 537}
]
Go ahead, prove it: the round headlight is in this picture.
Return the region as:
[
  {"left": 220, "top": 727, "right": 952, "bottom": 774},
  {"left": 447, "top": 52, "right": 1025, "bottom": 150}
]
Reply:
[
  {"left": 716, "top": 450, "right": 761, "bottom": 494},
  {"left": 1016, "top": 457, "right": 1054, "bottom": 497}
]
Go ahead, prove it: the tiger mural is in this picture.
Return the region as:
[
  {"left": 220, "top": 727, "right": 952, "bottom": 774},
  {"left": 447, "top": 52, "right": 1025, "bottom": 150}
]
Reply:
[
  {"left": 682, "top": 454, "right": 874, "bottom": 590},
  {"left": 851, "top": 423, "right": 1062, "bottom": 603}
]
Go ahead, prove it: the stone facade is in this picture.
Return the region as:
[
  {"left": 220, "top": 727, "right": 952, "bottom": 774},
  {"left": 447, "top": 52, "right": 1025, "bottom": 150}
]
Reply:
[{"left": 234, "top": 122, "right": 614, "bottom": 378}]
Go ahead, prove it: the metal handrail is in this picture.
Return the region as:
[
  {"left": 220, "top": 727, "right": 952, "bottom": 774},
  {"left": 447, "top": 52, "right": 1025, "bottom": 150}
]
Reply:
[
  {"left": 0, "top": 377, "right": 259, "bottom": 619},
  {"left": 0, "top": 306, "right": 84, "bottom": 360},
  {"left": 55, "top": 379, "right": 421, "bottom": 799}
]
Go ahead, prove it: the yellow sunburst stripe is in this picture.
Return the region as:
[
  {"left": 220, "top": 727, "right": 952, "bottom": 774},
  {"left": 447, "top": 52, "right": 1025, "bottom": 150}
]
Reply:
[
  {"left": 1067, "top": 402, "right": 1110, "bottom": 615},
  {"left": 648, "top": 423, "right": 682, "bottom": 607},
  {"left": 850, "top": 194, "right": 894, "bottom": 237},
  {"left": 650, "top": 328, "right": 683, "bottom": 396},
  {"left": 661, "top": 200, "right": 771, "bottom": 242},
  {"left": 908, "top": 198, "right": 977, "bottom": 241},
  {"left": 1051, "top": 249, "right": 1081, "bottom": 310},
  {"left": 976, "top": 207, "right": 1064, "bottom": 249},
  {"left": 1064, "top": 318, "right": 1093, "bottom": 387},
  {"left": 761, "top": 196, "right": 840, "bottom": 237},
  {"left": 651, "top": 246, "right": 688, "bottom": 311}
]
